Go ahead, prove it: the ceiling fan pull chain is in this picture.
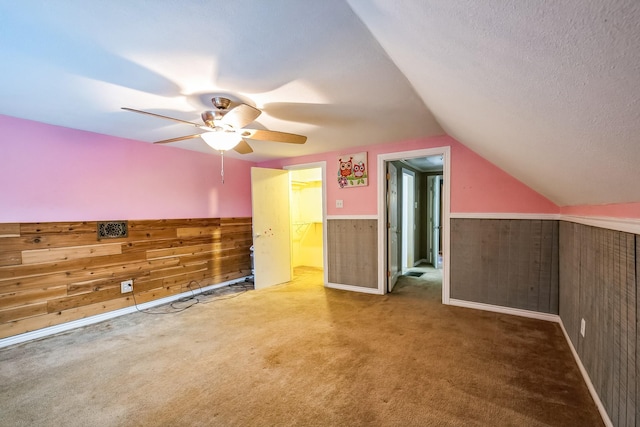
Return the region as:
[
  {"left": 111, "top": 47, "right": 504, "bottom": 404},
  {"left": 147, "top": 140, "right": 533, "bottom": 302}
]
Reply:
[{"left": 220, "top": 150, "right": 225, "bottom": 184}]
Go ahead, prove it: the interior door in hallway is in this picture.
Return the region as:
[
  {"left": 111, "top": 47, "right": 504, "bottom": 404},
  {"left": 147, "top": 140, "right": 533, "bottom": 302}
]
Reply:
[
  {"left": 387, "top": 162, "right": 399, "bottom": 292},
  {"left": 251, "top": 167, "right": 292, "bottom": 290}
]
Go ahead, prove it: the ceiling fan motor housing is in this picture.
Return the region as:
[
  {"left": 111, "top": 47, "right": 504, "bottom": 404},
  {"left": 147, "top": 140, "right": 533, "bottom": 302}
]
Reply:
[{"left": 212, "top": 97, "right": 231, "bottom": 110}]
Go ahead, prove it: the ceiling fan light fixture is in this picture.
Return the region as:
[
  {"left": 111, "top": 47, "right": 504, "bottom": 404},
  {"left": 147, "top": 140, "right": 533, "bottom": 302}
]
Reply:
[{"left": 200, "top": 131, "right": 241, "bottom": 151}]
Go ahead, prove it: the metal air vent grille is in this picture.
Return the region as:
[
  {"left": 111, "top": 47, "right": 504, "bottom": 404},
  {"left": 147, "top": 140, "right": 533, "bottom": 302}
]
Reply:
[{"left": 97, "top": 221, "right": 128, "bottom": 239}]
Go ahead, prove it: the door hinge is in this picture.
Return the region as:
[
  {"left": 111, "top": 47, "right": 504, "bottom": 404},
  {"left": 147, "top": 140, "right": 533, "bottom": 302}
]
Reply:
[
  {"left": 386, "top": 173, "right": 390, "bottom": 180},
  {"left": 387, "top": 270, "right": 391, "bottom": 277}
]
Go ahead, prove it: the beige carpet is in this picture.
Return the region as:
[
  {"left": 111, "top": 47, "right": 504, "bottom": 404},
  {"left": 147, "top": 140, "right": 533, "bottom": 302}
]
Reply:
[{"left": 0, "top": 267, "right": 603, "bottom": 426}]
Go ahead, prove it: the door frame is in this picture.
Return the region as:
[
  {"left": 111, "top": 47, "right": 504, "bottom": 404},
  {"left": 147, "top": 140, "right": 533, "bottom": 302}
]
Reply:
[
  {"left": 377, "top": 147, "right": 451, "bottom": 304},
  {"left": 284, "top": 161, "right": 328, "bottom": 285},
  {"left": 431, "top": 175, "right": 442, "bottom": 268},
  {"left": 387, "top": 162, "right": 400, "bottom": 292},
  {"left": 426, "top": 175, "right": 435, "bottom": 265}
]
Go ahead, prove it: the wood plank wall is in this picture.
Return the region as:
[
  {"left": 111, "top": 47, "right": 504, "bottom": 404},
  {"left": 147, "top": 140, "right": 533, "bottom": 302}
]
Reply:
[
  {"left": 0, "top": 218, "right": 252, "bottom": 339},
  {"left": 327, "top": 219, "right": 377, "bottom": 289},
  {"left": 559, "top": 221, "right": 637, "bottom": 427},
  {"left": 450, "top": 219, "right": 559, "bottom": 313}
]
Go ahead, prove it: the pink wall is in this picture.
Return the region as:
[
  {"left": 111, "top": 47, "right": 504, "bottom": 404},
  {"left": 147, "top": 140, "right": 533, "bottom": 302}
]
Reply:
[
  {"left": 0, "top": 115, "right": 254, "bottom": 222},
  {"left": 1, "top": 115, "right": 565, "bottom": 222},
  {"left": 561, "top": 202, "right": 640, "bottom": 219},
  {"left": 259, "top": 135, "right": 559, "bottom": 216}
]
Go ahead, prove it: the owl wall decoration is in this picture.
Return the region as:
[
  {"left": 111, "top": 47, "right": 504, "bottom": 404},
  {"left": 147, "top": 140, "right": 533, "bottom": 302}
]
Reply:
[{"left": 337, "top": 151, "right": 368, "bottom": 188}]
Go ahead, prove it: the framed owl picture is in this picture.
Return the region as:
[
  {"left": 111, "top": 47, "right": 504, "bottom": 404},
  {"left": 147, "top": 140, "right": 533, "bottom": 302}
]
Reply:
[{"left": 337, "top": 151, "right": 368, "bottom": 188}]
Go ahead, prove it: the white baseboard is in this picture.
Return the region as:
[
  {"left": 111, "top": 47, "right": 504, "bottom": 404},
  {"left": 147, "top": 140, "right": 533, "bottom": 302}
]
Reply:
[
  {"left": 558, "top": 320, "right": 613, "bottom": 427},
  {"left": 448, "top": 299, "right": 561, "bottom": 323},
  {"left": 0, "top": 277, "right": 250, "bottom": 349},
  {"left": 326, "top": 282, "right": 383, "bottom": 295}
]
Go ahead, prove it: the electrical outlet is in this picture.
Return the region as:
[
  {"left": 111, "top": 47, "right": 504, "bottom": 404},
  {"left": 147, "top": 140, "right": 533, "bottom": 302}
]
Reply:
[
  {"left": 336, "top": 199, "right": 343, "bottom": 208},
  {"left": 580, "top": 318, "right": 586, "bottom": 337},
  {"left": 121, "top": 279, "right": 133, "bottom": 294}
]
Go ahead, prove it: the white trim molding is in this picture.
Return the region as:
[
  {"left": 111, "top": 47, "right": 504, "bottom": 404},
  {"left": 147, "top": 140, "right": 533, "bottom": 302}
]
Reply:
[
  {"left": 326, "top": 282, "right": 383, "bottom": 295},
  {"left": 561, "top": 214, "right": 640, "bottom": 234},
  {"left": 450, "top": 212, "right": 560, "bottom": 220},
  {"left": 0, "top": 277, "right": 250, "bottom": 349},
  {"left": 449, "top": 212, "right": 640, "bottom": 234},
  {"left": 448, "top": 299, "right": 561, "bottom": 323},
  {"left": 326, "top": 214, "right": 379, "bottom": 220}
]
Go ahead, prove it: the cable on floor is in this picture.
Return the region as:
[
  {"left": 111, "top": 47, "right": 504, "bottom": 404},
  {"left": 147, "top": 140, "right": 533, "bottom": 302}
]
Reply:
[{"left": 131, "top": 278, "right": 254, "bottom": 314}]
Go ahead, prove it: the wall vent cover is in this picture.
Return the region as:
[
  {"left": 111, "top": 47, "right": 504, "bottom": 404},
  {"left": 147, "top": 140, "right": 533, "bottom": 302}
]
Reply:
[{"left": 97, "top": 221, "right": 128, "bottom": 239}]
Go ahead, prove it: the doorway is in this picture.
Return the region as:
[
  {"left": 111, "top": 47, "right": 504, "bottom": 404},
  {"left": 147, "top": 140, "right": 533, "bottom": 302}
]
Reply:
[
  {"left": 377, "top": 148, "right": 450, "bottom": 303},
  {"left": 401, "top": 169, "right": 415, "bottom": 272},
  {"left": 284, "top": 163, "right": 327, "bottom": 282},
  {"left": 251, "top": 163, "right": 327, "bottom": 290}
]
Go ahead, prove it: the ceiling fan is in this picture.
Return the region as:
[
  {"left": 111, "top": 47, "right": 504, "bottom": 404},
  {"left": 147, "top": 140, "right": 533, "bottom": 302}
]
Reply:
[{"left": 122, "top": 96, "right": 307, "bottom": 155}]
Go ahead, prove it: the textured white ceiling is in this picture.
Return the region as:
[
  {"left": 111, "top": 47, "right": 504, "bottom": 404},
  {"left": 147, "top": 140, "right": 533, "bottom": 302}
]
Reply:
[
  {"left": 1, "top": 1, "right": 639, "bottom": 206},
  {"left": 347, "top": 0, "right": 640, "bottom": 206},
  {"left": 0, "top": 1, "right": 442, "bottom": 161}
]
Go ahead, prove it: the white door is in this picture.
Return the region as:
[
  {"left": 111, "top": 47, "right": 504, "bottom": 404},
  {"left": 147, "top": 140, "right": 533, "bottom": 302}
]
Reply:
[
  {"left": 387, "top": 162, "right": 399, "bottom": 292},
  {"left": 251, "top": 167, "right": 292, "bottom": 289}
]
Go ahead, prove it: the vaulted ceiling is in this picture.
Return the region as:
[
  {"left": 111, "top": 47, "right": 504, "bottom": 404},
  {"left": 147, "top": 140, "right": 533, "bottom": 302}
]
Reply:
[{"left": 1, "top": 1, "right": 638, "bottom": 206}]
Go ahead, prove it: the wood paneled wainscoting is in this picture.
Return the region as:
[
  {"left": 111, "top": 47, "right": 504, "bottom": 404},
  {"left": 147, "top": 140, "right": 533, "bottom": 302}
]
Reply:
[
  {"left": 559, "top": 221, "right": 637, "bottom": 426},
  {"left": 450, "top": 218, "right": 559, "bottom": 314},
  {"left": 0, "top": 218, "right": 252, "bottom": 339},
  {"left": 327, "top": 219, "right": 377, "bottom": 289}
]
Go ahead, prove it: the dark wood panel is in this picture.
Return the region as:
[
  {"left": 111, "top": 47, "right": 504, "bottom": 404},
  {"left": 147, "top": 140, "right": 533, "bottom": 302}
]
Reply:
[
  {"left": 482, "top": 220, "right": 500, "bottom": 305},
  {"left": 496, "top": 220, "right": 511, "bottom": 308},
  {"left": 526, "top": 220, "right": 542, "bottom": 311},
  {"left": 327, "top": 219, "right": 377, "bottom": 289},
  {"left": 538, "top": 220, "right": 553, "bottom": 312},
  {"left": 450, "top": 219, "right": 558, "bottom": 314},
  {"left": 559, "top": 221, "right": 581, "bottom": 346},
  {"left": 578, "top": 225, "right": 596, "bottom": 392},
  {"left": 0, "top": 218, "right": 252, "bottom": 339},
  {"left": 549, "top": 221, "right": 559, "bottom": 314},
  {"left": 559, "top": 222, "right": 637, "bottom": 427},
  {"left": 636, "top": 235, "right": 640, "bottom": 426},
  {"left": 450, "top": 219, "right": 475, "bottom": 300}
]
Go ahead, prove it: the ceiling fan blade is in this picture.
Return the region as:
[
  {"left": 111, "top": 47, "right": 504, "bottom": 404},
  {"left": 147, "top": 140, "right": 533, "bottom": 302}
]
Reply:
[
  {"left": 153, "top": 134, "right": 202, "bottom": 144},
  {"left": 220, "top": 103, "right": 261, "bottom": 129},
  {"left": 122, "top": 107, "right": 200, "bottom": 127},
  {"left": 240, "top": 129, "right": 307, "bottom": 144},
  {"left": 233, "top": 140, "right": 254, "bottom": 154}
]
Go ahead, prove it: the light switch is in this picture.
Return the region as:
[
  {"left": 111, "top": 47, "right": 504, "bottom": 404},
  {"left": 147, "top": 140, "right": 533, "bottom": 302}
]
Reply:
[{"left": 336, "top": 199, "right": 344, "bottom": 208}]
